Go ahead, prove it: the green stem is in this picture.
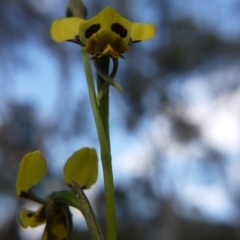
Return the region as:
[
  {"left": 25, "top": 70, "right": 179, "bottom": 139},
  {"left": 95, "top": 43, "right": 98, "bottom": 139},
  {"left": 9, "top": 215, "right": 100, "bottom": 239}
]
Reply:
[{"left": 81, "top": 50, "right": 117, "bottom": 240}]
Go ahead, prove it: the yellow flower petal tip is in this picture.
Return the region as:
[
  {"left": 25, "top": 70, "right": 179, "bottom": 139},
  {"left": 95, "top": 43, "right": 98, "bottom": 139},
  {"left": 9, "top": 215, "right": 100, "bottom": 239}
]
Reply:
[
  {"left": 63, "top": 147, "right": 98, "bottom": 189},
  {"left": 16, "top": 151, "right": 47, "bottom": 196},
  {"left": 50, "top": 17, "right": 85, "bottom": 42},
  {"left": 130, "top": 23, "right": 156, "bottom": 41},
  {"left": 18, "top": 207, "right": 46, "bottom": 228}
]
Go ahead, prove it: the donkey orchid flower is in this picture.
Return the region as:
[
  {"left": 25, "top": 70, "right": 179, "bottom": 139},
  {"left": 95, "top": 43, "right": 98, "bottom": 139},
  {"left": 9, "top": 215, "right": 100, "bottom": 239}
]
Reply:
[{"left": 50, "top": 7, "right": 156, "bottom": 95}]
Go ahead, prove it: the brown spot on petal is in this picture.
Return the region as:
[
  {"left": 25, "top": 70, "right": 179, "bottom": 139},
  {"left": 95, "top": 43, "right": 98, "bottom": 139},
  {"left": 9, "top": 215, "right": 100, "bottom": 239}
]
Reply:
[
  {"left": 27, "top": 212, "right": 34, "bottom": 217},
  {"left": 111, "top": 23, "right": 127, "bottom": 38},
  {"left": 85, "top": 24, "right": 101, "bottom": 39}
]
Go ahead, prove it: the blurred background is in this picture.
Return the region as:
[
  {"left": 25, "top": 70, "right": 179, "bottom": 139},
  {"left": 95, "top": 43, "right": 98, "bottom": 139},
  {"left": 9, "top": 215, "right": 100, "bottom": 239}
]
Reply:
[{"left": 1, "top": 0, "right": 240, "bottom": 239}]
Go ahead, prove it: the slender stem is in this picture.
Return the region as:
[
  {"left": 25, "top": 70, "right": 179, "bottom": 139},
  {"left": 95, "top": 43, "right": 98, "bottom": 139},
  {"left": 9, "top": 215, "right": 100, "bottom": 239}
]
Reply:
[{"left": 81, "top": 50, "right": 117, "bottom": 240}]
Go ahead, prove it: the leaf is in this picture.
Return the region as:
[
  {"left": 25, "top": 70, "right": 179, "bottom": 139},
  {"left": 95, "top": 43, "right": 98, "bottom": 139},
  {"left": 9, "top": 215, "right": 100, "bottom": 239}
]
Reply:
[
  {"left": 16, "top": 151, "right": 47, "bottom": 196},
  {"left": 63, "top": 147, "right": 98, "bottom": 189}
]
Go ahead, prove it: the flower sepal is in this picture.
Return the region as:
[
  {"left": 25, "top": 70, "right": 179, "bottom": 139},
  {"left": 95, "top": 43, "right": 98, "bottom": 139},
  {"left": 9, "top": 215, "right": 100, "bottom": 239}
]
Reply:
[
  {"left": 63, "top": 147, "right": 98, "bottom": 189},
  {"left": 16, "top": 151, "right": 47, "bottom": 197}
]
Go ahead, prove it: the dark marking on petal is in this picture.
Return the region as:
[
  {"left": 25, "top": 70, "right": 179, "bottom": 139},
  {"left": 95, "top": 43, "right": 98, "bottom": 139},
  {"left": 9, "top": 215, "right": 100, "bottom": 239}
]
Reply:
[
  {"left": 27, "top": 212, "right": 34, "bottom": 217},
  {"left": 85, "top": 24, "right": 101, "bottom": 39},
  {"left": 111, "top": 23, "right": 127, "bottom": 38}
]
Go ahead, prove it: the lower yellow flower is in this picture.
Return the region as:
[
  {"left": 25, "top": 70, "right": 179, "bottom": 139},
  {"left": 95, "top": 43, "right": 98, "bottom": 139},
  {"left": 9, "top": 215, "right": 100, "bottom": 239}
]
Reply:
[
  {"left": 16, "top": 148, "right": 98, "bottom": 239},
  {"left": 18, "top": 202, "right": 71, "bottom": 240}
]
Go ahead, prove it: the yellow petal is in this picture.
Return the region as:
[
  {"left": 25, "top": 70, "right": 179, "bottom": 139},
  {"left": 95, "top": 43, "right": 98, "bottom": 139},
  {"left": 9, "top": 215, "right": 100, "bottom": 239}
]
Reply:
[
  {"left": 50, "top": 17, "right": 85, "bottom": 42},
  {"left": 79, "top": 7, "right": 132, "bottom": 45},
  {"left": 130, "top": 23, "right": 156, "bottom": 41},
  {"left": 42, "top": 205, "right": 70, "bottom": 240},
  {"left": 16, "top": 151, "right": 47, "bottom": 196},
  {"left": 63, "top": 147, "right": 98, "bottom": 189},
  {"left": 18, "top": 207, "right": 46, "bottom": 228}
]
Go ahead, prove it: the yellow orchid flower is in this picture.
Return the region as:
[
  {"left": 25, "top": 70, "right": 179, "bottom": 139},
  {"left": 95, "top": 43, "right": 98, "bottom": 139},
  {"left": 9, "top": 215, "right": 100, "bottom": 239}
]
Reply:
[
  {"left": 50, "top": 7, "right": 156, "bottom": 59},
  {"left": 50, "top": 7, "right": 156, "bottom": 97},
  {"left": 18, "top": 201, "right": 72, "bottom": 240},
  {"left": 16, "top": 148, "right": 98, "bottom": 239}
]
